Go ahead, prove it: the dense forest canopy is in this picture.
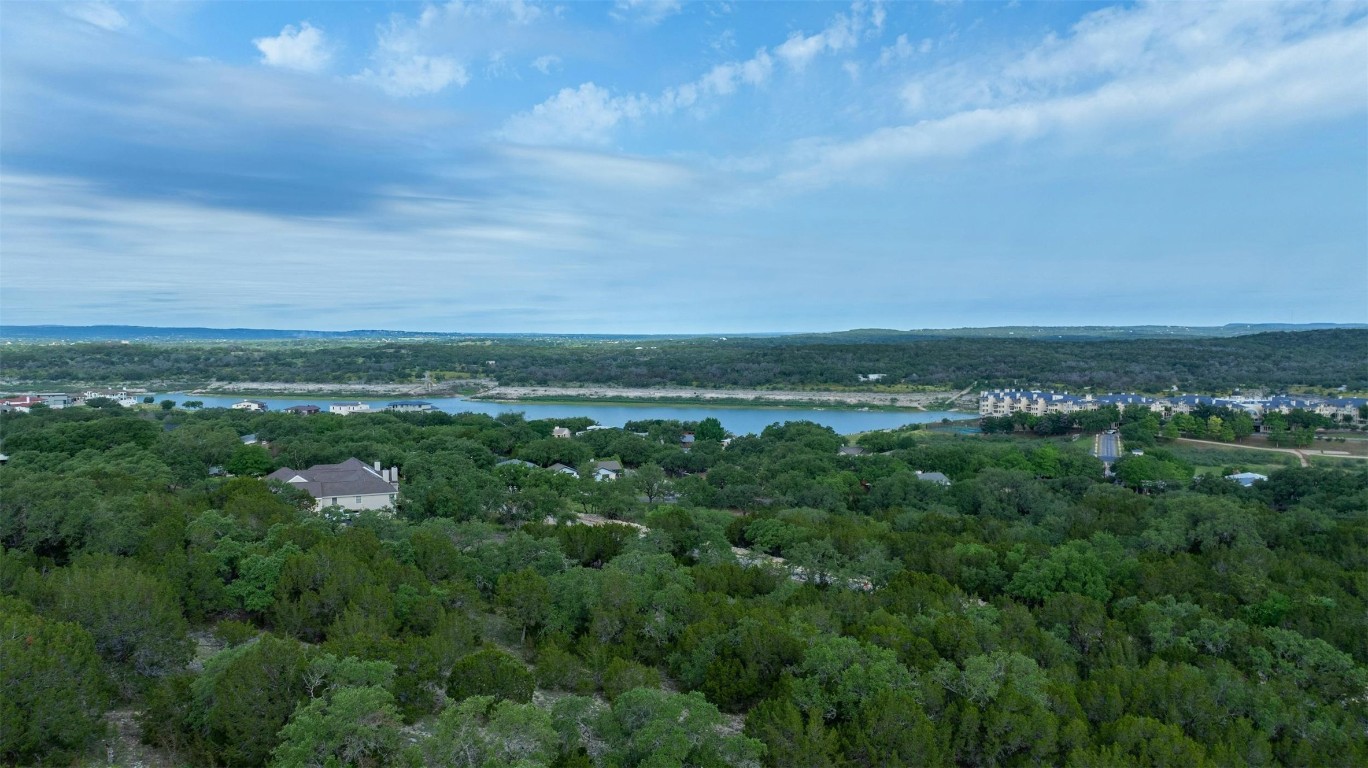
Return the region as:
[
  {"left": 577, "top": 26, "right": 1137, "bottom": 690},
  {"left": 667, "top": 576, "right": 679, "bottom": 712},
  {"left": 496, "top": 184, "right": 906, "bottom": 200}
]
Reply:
[
  {"left": 3, "top": 403, "right": 1367, "bottom": 766},
  {"left": 3, "top": 329, "right": 1366, "bottom": 392}
]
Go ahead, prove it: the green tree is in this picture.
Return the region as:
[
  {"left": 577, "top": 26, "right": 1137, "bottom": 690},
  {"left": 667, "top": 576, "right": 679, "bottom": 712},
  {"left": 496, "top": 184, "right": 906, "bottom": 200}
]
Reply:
[
  {"left": 840, "top": 689, "right": 948, "bottom": 767},
  {"left": 271, "top": 685, "right": 407, "bottom": 768},
  {"left": 41, "top": 557, "right": 192, "bottom": 694},
  {"left": 0, "top": 606, "right": 109, "bottom": 765},
  {"left": 448, "top": 647, "right": 534, "bottom": 704},
  {"left": 227, "top": 443, "right": 275, "bottom": 477},
  {"left": 633, "top": 463, "right": 670, "bottom": 503},
  {"left": 695, "top": 417, "right": 727, "bottom": 442},
  {"left": 1114, "top": 454, "right": 1191, "bottom": 492},
  {"left": 602, "top": 657, "right": 662, "bottom": 701},
  {"left": 423, "top": 695, "right": 559, "bottom": 768},
  {"left": 745, "top": 697, "right": 840, "bottom": 768},
  {"left": 496, "top": 567, "right": 551, "bottom": 644},
  {"left": 598, "top": 687, "right": 766, "bottom": 767},
  {"left": 791, "top": 635, "right": 916, "bottom": 722},
  {"left": 1007, "top": 540, "right": 1112, "bottom": 604},
  {"left": 1069, "top": 715, "right": 1215, "bottom": 768},
  {"left": 190, "top": 634, "right": 312, "bottom": 766}
]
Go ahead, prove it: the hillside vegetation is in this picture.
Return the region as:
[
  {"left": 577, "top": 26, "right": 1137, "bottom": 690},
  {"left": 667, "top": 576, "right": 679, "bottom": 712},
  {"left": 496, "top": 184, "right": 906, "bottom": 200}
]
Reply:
[
  {"left": 3, "top": 404, "right": 1367, "bottom": 766},
  {"left": 3, "top": 329, "right": 1365, "bottom": 392}
]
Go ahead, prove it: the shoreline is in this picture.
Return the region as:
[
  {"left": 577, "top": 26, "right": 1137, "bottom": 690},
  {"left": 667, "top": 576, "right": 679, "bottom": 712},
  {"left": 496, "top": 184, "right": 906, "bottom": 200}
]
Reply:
[
  {"left": 4, "top": 379, "right": 978, "bottom": 412},
  {"left": 471, "top": 385, "right": 969, "bottom": 410},
  {"left": 475, "top": 395, "right": 957, "bottom": 412}
]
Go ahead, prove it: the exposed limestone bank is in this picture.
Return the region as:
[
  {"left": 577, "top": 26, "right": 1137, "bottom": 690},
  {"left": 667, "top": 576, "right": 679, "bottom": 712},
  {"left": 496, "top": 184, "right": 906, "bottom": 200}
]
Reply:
[
  {"left": 471, "top": 385, "right": 968, "bottom": 410},
  {"left": 191, "top": 380, "right": 495, "bottom": 397}
]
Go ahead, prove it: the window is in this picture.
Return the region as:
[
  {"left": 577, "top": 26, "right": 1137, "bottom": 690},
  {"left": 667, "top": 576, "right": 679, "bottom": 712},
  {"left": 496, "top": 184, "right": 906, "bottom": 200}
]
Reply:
[
  {"left": 331, "top": 498, "right": 338, "bottom": 506},
  {"left": 355, "top": 496, "right": 363, "bottom": 504}
]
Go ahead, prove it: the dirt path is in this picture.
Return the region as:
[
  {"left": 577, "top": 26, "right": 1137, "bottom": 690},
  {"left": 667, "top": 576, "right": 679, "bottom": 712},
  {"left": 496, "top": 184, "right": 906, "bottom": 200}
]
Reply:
[{"left": 948, "top": 381, "right": 979, "bottom": 404}]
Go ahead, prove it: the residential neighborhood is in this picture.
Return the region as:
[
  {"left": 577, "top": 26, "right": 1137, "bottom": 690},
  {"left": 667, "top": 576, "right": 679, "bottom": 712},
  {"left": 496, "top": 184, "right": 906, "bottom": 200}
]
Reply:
[{"left": 979, "top": 389, "right": 1368, "bottom": 426}]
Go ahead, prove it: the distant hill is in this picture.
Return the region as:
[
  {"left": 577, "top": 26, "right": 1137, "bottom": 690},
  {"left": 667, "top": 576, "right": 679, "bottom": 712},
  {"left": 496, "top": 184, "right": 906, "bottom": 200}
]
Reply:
[
  {"left": 0, "top": 325, "right": 711, "bottom": 343},
  {"left": 4, "top": 328, "right": 1366, "bottom": 392},
  {"left": 782, "top": 324, "right": 1368, "bottom": 343},
  {"left": 2, "top": 323, "right": 1362, "bottom": 344}
]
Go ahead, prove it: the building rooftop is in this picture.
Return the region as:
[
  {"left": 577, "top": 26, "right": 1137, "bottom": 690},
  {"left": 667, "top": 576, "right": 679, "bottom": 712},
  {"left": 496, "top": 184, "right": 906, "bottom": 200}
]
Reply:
[{"left": 267, "top": 457, "right": 395, "bottom": 498}]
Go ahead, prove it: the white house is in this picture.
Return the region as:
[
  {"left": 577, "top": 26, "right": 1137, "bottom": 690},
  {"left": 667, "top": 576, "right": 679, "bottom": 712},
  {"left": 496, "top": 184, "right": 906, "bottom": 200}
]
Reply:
[
  {"left": 593, "top": 460, "right": 623, "bottom": 481},
  {"left": 1225, "top": 472, "right": 1268, "bottom": 487},
  {"left": 267, "top": 458, "right": 399, "bottom": 512},
  {"left": 232, "top": 400, "right": 269, "bottom": 412},
  {"left": 552, "top": 426, "right": 573, "bottom": 439},
  {"left": 81, "top": 391, "right": 138, "bottom": 408},
  {"left": 386, "top": 401, "right": 434, "bottom": 412},
  {"left": 330, "top": 402, "right": 371, "bottom": 416}
]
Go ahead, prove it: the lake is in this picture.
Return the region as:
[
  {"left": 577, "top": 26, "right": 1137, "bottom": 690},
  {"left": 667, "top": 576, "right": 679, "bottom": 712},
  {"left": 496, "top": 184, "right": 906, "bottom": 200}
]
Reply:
[{"left": 153, "top": 393, "right": 973, "bottom": 436}]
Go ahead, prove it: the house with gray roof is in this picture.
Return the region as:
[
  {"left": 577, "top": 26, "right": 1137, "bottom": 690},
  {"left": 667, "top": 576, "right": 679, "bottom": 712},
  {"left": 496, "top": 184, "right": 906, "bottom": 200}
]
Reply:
[
  {"left": 497, "top": 459, "right": 538, "bottom": 469},
  {"left": 267, "top": 457, "right": 398, "bottom": 512},
  {"left": 593, "top": 460, "right": 623, "bottom": 481},
  {"left": 915, "top": 471, "right": 952, "bottom": 486}
]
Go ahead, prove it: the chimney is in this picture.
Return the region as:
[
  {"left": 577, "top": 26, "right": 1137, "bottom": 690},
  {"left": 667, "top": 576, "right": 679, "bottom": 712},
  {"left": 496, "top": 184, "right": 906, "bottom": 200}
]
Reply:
[
  {"left": 390, "top": 467, "right": 399, "bottom": 484},
  {"left": 374, "top": 460, "right": 382, "bottom": 473}
]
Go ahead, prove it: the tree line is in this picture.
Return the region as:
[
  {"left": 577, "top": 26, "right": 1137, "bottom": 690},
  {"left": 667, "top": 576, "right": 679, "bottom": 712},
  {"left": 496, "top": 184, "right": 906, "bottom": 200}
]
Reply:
[{"left": 3, "top": 329, "right": 1365, "bottom": 392}]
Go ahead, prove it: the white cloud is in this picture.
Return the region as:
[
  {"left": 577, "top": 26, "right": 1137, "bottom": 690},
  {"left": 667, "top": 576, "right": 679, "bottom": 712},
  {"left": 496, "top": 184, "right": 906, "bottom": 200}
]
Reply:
[
  {"left": 421, "top": 0, "right": 545, "bottom": 27},
  {"left": 775, "top": 8, "right": 861, "bottom": 71},
  {"left": 504, "top": 47, "right": 773, "bottom": 145},
  {"left": 358, "top": 14, "right": 469, "bottom": 96},
  {"left": 254, "top": 22, "right": 332, "bottom": 73},
  {"left": 503, "top": 1, "right": 887, "bottom": 145},
  {"left": 878, "top": 33, "right": 916, "bottom": 65},
  {"left": 358, "top": 1, "right": 554, "bottom": 96},
  {"left": 869, "top": 1, "right": 886, "bottom": 32},
  {"left": 367, "top": 54, "right": 469, "bottom": 96},
  {"left": 532, "top": 54, "right": 562, "bottom": 74},
  {"left": 502, "top": 83, "right": 648, "bottom": 145},
  {"left": 611, "top": 0, "right": 684, "bottom": 26},
  {"left": 779, "top": 6, "right": 1368, "bottom": 188},
  {"left": 64, "top": 2, "right": 126, "bottom": 32}
]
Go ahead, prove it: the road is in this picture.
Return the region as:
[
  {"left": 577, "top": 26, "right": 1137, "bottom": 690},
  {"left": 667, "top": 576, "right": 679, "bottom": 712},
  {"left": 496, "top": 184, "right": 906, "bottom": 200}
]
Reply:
[{"left": 1093, "top": 432, "right": 1122, "bottom": 464}]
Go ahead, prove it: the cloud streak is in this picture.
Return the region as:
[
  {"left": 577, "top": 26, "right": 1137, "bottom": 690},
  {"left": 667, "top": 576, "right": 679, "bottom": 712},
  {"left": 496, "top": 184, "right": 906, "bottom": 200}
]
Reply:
[
  {"left": 774, "top": 2, "right": 1368, "bottom": 187},
  {"left": 1, "top": 1, "right": 1363, "bottom": 331}
]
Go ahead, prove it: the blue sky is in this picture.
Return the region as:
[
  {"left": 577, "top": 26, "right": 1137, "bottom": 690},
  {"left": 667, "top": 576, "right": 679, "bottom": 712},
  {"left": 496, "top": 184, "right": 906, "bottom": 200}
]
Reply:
[{"left": 2, "top": 1, "right": 1365, "bottom": 332}]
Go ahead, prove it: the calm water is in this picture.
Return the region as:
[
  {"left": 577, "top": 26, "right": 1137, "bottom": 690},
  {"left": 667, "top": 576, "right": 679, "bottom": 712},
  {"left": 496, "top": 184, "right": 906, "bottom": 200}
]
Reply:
[{"left": 154, "top": 393, "right": 972, "bottom": 436}]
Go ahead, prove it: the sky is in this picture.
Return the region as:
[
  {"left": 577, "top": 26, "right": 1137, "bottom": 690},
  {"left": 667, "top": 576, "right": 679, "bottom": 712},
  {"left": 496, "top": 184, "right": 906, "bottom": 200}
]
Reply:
[{"left": 1, "top": 0, "right": 1366, "bottom": 333}]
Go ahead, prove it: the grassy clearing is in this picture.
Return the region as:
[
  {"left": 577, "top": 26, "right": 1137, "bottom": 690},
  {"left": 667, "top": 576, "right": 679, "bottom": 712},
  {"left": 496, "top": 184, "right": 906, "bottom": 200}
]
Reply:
[
  {"left": 1163, "top": 441, "right": 1301, "bottom": 469},
  {"left": 1308, "top": 455, "right": 1368, "bottom": 468}
]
